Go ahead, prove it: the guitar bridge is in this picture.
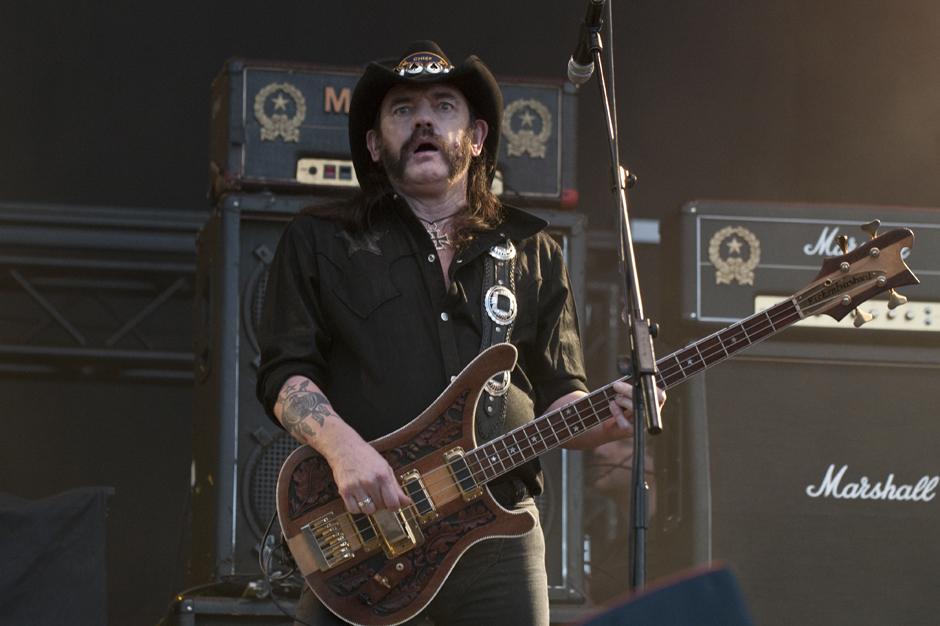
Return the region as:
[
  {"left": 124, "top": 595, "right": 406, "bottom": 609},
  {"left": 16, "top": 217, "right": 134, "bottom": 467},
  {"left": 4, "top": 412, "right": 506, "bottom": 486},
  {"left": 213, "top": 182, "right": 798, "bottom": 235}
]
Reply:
[
  {"left": 444, "top": 447, "right": 483, "bottom": 501},
  {"left": 301, "top": 513, "right": 355, "bottom": 571}
]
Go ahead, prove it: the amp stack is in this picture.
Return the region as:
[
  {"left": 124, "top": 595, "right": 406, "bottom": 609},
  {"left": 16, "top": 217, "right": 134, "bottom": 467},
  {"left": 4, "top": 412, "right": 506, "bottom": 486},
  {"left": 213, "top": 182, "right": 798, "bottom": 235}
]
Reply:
[
  {"left": 654, "top": 200, "right": 940, "bottom": 626},
  {"left": 189, "top": 57, "right": 588, "bottom": 618}
]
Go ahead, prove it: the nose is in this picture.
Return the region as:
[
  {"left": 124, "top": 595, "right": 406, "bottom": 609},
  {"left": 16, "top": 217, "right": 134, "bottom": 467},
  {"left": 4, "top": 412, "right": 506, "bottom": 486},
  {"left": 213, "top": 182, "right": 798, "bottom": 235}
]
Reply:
[{"left": 412, "top": 99, "right": 435, "bottom": 131}]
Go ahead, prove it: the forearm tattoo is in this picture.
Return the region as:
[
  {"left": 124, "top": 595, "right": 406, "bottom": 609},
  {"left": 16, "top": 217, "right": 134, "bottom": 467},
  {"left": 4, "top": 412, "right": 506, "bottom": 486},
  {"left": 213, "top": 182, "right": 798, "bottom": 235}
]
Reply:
[{"left": 277, "top": 380, "right": 333, "bottom": 442}]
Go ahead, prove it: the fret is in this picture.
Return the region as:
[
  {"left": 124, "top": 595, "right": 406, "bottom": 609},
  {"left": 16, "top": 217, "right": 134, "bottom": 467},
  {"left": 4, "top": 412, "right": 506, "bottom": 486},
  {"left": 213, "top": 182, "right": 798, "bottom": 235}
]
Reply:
[
  {"left": 544, "top": 414, "right": 562, "bottom": 447},
  {"left": 675, "top": 346, "right": 706, "bottom": 378},
  {"left": 503, "top": 431, "right": 526, "bottom": 467},
  {"left": 523, "top": 422, "right": 547, "bottom": 456},
  {"left": 659, "top": 353, "right": 684, "bottom": 388},
  {"left": 717, "top": 324, "right": 747, "bottom": 355},
  {"left": 485, "top": 442, "right": 509, "bottom": 475},
  {"left": 763, "top": 308, "right": 776, "bottom": 331},
  {"left": 474, "top": 447, "right": 497, "bottom": 482},
  {"left": 561, "top": 403, "right": 581, "bottom": 439},
  {"left": 696, "top": 336, "right": 723, "bottom": 368}
]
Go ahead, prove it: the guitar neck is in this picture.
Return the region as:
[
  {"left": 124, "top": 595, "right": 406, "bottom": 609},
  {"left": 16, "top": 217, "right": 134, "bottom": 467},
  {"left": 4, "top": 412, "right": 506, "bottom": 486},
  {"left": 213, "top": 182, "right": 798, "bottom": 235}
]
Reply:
[{"left": 467, "top": 298, "right": 803, "bottom": 484}]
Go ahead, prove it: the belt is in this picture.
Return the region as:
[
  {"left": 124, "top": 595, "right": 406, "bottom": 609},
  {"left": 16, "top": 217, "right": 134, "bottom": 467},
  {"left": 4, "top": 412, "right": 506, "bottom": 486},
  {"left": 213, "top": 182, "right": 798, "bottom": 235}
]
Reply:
[{"left": 488, "top": 477, "right": 530, "bottom": 509}]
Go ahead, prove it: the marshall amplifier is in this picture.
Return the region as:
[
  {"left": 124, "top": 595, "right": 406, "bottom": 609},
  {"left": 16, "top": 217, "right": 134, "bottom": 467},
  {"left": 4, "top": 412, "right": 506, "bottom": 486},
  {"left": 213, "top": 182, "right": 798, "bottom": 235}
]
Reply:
[
  {"left": 208, "top": 58, "right": 578, "bottom": 207},
  {"left": 652, "top": 201, "right": 940, "bottom": 626},
  {"left": 675, "top": 200, "right": 940, "bottom": 330}
]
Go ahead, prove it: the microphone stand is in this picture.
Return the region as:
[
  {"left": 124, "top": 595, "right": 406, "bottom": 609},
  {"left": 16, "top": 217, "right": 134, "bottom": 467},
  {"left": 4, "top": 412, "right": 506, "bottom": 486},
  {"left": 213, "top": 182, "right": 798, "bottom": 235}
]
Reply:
[{"left": 580, "top": 1, "right": 663, "bottom": 591}]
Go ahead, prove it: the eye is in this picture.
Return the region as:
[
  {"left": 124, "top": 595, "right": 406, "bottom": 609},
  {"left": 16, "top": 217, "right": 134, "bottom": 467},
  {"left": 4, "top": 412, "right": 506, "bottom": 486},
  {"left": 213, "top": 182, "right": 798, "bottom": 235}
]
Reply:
[
  {"left": 394, "top": 106, "right": 411, "bottom": 115},
  {"left": 439, "top": 102, "right": 453, "bottom": 111}
]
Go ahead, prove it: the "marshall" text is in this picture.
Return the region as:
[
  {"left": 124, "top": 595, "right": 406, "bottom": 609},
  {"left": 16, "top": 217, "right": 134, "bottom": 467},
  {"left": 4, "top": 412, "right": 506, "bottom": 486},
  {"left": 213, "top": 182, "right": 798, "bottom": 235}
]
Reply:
[{"left": 806, "top": 464, "right": 938, "bottom": 501}]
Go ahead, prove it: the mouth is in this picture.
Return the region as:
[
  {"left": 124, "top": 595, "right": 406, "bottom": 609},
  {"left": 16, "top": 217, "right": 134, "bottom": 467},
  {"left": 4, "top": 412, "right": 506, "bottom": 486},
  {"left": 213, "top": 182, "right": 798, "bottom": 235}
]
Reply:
[{"left": 412, "top": 139, "right": 440, "bottom": 154}]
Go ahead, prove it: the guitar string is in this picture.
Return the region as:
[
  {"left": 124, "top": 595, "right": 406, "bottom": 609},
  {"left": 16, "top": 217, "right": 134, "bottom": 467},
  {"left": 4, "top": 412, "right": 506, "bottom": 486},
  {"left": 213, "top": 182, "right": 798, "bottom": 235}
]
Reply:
[
  {"left": 317, "top": 301, "right": 809, "bottom": 546},
  {"left": 321, "top": 303, "right": 807, "bottom": 547},
  {"left": 404, "top": 298, "right": 815, "bottom": 510},
  {"left": 306, "top": 291, "right": 846, "bottom": 552}
]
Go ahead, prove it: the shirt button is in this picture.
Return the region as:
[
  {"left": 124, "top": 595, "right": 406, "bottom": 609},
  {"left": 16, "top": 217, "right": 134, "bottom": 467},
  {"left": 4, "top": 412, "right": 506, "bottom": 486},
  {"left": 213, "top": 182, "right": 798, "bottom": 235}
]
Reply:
[
  {"left": 428, "top": 253, "right": 435, "bottom": 262},
  {"left": 441, "top": 312, "right": 449, "bottom": 321}
]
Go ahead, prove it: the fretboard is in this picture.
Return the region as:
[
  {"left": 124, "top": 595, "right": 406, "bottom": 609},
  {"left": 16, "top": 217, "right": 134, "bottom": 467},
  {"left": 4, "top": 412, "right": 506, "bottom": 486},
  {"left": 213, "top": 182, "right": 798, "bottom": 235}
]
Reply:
[{"left": 466, "top": 298, "right": 803, "bottom": 484}]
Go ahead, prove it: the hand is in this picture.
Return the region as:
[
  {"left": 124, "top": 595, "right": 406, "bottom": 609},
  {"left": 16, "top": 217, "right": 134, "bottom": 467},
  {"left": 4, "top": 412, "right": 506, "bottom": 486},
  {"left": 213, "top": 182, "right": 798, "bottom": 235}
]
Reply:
[
  {"left": 603, "top": 380, "right": 667, "bottom": 441},
  {"left": 323, "top": 427, "right": 413, "bottom": 516}
]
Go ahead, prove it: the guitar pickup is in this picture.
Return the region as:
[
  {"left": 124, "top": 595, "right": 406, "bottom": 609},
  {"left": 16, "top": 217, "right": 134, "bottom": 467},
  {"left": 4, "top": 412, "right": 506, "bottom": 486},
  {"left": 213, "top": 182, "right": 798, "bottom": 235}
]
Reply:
[
  {"left": 401, "top": 470, "right": 438, "bottom": 523},
  {"left": 444, "top": 447, "right": 483, "bottom": 502},
  {"left": 301, "top": 513, "right": 355, "bottom": 571}
]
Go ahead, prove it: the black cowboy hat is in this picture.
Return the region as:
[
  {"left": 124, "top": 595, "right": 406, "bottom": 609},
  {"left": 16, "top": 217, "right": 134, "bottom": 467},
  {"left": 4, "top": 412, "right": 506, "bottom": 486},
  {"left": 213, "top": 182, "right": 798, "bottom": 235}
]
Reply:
[{"left": 349, "top": 40, "right": 503, "bottom": 185}]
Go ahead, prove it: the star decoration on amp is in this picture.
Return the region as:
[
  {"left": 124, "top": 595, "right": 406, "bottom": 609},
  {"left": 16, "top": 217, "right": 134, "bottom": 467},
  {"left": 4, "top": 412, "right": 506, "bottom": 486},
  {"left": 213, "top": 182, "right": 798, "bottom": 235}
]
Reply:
[
  {"left": 518, "top": 109, "right": 536, "bottom": 128},
  {"left": 336, "top": 230, "right": 386, "bottom": 257},
  {"left": 271, "top": 93, "right": 290, "bottom": 111}
]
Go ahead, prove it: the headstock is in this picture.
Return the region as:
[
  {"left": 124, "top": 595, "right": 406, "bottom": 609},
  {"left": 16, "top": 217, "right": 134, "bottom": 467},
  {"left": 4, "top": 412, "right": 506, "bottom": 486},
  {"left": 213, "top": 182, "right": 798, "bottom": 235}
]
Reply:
[{"left": 795, "top": 223, "right": 919, "bottom": 323}]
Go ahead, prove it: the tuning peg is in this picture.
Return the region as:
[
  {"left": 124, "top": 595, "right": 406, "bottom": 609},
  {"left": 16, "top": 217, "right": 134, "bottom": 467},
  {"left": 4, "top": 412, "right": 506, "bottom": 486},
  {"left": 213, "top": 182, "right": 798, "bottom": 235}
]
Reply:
[
  {"left": 853, "top": 307, "right": 874, "bottom": 327},
  {"left": 860, "top": 220, "right": 881, "bottom": 239},
  {"left": 837, "top": 235, "right": 849, "bottom": 254},
  {"left": 888, "top": 289, "right": 908, "bottom": 310}
]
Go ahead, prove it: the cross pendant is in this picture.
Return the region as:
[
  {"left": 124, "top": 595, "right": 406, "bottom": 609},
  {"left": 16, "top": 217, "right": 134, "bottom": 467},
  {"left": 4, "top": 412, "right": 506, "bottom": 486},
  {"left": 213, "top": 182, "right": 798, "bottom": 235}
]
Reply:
[{"left": 426, "top": 224, "right": 450, "bottom": 251}]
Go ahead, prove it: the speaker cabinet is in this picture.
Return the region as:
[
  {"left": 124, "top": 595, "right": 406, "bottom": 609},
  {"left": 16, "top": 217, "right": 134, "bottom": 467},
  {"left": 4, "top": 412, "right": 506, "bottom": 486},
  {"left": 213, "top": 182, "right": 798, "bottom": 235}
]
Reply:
[
  {"left": 190, "top": 195, "right": 588, "bottom": 603},
  {"left": 663, "top": 341, "right": 940, "bottom": 625},
  {"left": 655, "top": 200, "right": 940, "bottom": 625}
]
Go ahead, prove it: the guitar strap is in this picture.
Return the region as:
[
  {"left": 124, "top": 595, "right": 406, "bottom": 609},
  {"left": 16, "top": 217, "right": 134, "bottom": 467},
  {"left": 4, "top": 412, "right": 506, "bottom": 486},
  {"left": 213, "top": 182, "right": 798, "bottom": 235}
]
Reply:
[{"left": 475, "top": 240, "right": 517, "bottom": 443}]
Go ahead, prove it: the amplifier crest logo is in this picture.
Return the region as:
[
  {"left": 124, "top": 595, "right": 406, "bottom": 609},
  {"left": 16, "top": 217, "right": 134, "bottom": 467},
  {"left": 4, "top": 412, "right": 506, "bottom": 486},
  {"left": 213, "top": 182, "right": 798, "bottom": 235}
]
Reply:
[
  {"left": 502, "top": 98, "right": 552, "bottom": 159},
  {"left": 254, "top": 82, "right": 307, "bottom": 143},
  {"left": 708, "top": 226, "right": 760, "bottom": 286}
]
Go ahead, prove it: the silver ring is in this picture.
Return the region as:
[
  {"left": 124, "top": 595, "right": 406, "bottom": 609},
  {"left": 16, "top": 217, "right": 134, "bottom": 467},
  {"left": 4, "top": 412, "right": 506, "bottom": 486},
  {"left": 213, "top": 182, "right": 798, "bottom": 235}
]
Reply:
[{"left": 357, "top": 497, "right": 372, "bottom": 508}]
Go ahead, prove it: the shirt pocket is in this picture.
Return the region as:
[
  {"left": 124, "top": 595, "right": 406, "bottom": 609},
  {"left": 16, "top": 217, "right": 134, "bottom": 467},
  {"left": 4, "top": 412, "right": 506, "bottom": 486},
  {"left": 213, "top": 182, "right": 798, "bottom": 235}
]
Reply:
[{"left": 332, "top": 265, "right": 401, "bottom": 319}]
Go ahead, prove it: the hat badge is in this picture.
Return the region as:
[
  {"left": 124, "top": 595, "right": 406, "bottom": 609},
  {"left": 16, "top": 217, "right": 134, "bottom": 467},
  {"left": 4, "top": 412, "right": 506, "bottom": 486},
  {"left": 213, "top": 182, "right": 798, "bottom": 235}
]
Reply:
[{"left": 394, "top": 52, "right": 453, "bottom": 76}]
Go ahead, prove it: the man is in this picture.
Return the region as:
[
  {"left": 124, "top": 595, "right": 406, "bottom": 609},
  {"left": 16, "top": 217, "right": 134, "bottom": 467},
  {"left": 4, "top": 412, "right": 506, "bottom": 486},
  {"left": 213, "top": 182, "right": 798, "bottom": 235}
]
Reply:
[{"left": 256, "top": 40, "right": 651, "bottom": 626}]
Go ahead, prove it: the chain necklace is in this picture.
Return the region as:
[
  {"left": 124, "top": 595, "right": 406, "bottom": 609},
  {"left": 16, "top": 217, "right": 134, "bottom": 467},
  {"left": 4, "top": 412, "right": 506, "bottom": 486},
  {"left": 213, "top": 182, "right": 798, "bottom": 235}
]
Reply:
[{"left": 416, "top": 209, "right": 463, "bottom": 251}]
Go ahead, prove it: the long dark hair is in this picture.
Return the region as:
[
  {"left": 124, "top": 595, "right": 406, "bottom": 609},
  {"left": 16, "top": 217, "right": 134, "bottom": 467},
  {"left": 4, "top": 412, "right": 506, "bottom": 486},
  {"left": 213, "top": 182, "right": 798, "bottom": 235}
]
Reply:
[{"left": 301, "top": 123, "right": 502, "bottom": 252}]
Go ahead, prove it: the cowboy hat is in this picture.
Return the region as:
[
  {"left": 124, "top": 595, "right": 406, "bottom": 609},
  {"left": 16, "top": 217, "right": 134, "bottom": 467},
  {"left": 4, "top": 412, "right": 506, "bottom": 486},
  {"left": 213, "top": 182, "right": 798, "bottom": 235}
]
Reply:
[{"left": 349, "top": 40, "right": 503, "bottom": 185}]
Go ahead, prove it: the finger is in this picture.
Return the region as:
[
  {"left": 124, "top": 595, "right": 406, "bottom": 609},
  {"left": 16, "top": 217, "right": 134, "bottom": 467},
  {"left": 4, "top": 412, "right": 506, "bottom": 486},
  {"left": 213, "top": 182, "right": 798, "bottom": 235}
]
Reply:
[
  {"left": 359, "top": 495, "right": 376, "bottom": 515},
  {"left": 344, "top": 492, "right": 367, "bottom": 514},
  {"left": 609, "top": 400, "right": 635, "bottom": 436},
  {"left": 612, "top": 381, "right": 633, "bottom": 398}
]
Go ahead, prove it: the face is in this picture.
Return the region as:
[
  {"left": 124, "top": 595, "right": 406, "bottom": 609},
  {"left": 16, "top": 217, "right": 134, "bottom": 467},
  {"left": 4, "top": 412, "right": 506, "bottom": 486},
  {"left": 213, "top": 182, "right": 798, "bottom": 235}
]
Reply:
[{"left": 366, "top": 83, "right": 488, "bottom": 191}]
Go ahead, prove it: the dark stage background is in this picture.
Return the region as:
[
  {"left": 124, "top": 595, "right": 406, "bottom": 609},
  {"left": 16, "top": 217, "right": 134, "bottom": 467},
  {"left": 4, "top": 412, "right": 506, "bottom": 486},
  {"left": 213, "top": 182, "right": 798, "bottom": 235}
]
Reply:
[{"left": 2, "top": 1, "right": 940, "bottom": 625}]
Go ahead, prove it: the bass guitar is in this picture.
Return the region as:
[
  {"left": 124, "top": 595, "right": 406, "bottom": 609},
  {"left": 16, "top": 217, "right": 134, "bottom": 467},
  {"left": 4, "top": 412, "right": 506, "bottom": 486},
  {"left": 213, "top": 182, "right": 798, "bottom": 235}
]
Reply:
[{"left": 277, "top": 225, "right": 918, "bottom": 626}]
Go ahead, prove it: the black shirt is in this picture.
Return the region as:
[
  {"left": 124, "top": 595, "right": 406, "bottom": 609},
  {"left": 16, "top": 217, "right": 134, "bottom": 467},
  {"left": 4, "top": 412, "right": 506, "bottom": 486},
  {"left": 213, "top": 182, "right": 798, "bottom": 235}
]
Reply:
[{"left": 255, "top": 194, "right": 588, "bottom": 494}]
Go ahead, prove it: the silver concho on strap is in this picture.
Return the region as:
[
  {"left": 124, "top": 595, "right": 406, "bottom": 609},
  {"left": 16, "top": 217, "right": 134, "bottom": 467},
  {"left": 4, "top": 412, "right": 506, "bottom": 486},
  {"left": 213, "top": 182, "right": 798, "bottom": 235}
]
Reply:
[
  {"left": 489, "top": 240, "right": 516, "bottom": 261},
  {"left": 484, "top": 285, "right": 517, "bottom": 326}
]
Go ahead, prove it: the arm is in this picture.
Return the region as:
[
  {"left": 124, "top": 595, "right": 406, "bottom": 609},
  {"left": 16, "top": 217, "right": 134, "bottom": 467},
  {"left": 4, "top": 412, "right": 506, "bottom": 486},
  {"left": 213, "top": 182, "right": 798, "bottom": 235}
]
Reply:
[{"left": 276, "top": 375, "right": 411, "bottom": 514}]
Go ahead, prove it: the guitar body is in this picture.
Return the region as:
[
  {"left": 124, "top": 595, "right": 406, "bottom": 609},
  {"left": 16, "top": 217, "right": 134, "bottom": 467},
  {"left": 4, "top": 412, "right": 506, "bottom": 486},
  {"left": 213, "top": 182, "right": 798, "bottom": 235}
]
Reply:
[{"left": 276, "top": 344, "right": 535, "bottom": 626}]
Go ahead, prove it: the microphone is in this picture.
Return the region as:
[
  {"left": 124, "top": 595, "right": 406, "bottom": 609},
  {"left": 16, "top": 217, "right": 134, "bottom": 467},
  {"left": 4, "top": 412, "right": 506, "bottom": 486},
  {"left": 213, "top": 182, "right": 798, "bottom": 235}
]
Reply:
[{"left": 567, "top": 0, "right": 606, "bottom": 85}]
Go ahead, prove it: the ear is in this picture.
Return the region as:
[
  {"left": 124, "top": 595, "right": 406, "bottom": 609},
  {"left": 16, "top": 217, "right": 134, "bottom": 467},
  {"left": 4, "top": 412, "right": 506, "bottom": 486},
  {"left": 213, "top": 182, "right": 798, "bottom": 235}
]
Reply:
[
  {"left": 469, "top": 119, "right": 488, "bottom": 157},
  {"left": 366, "top": 129, "right": 383, "bottom": 162}
]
